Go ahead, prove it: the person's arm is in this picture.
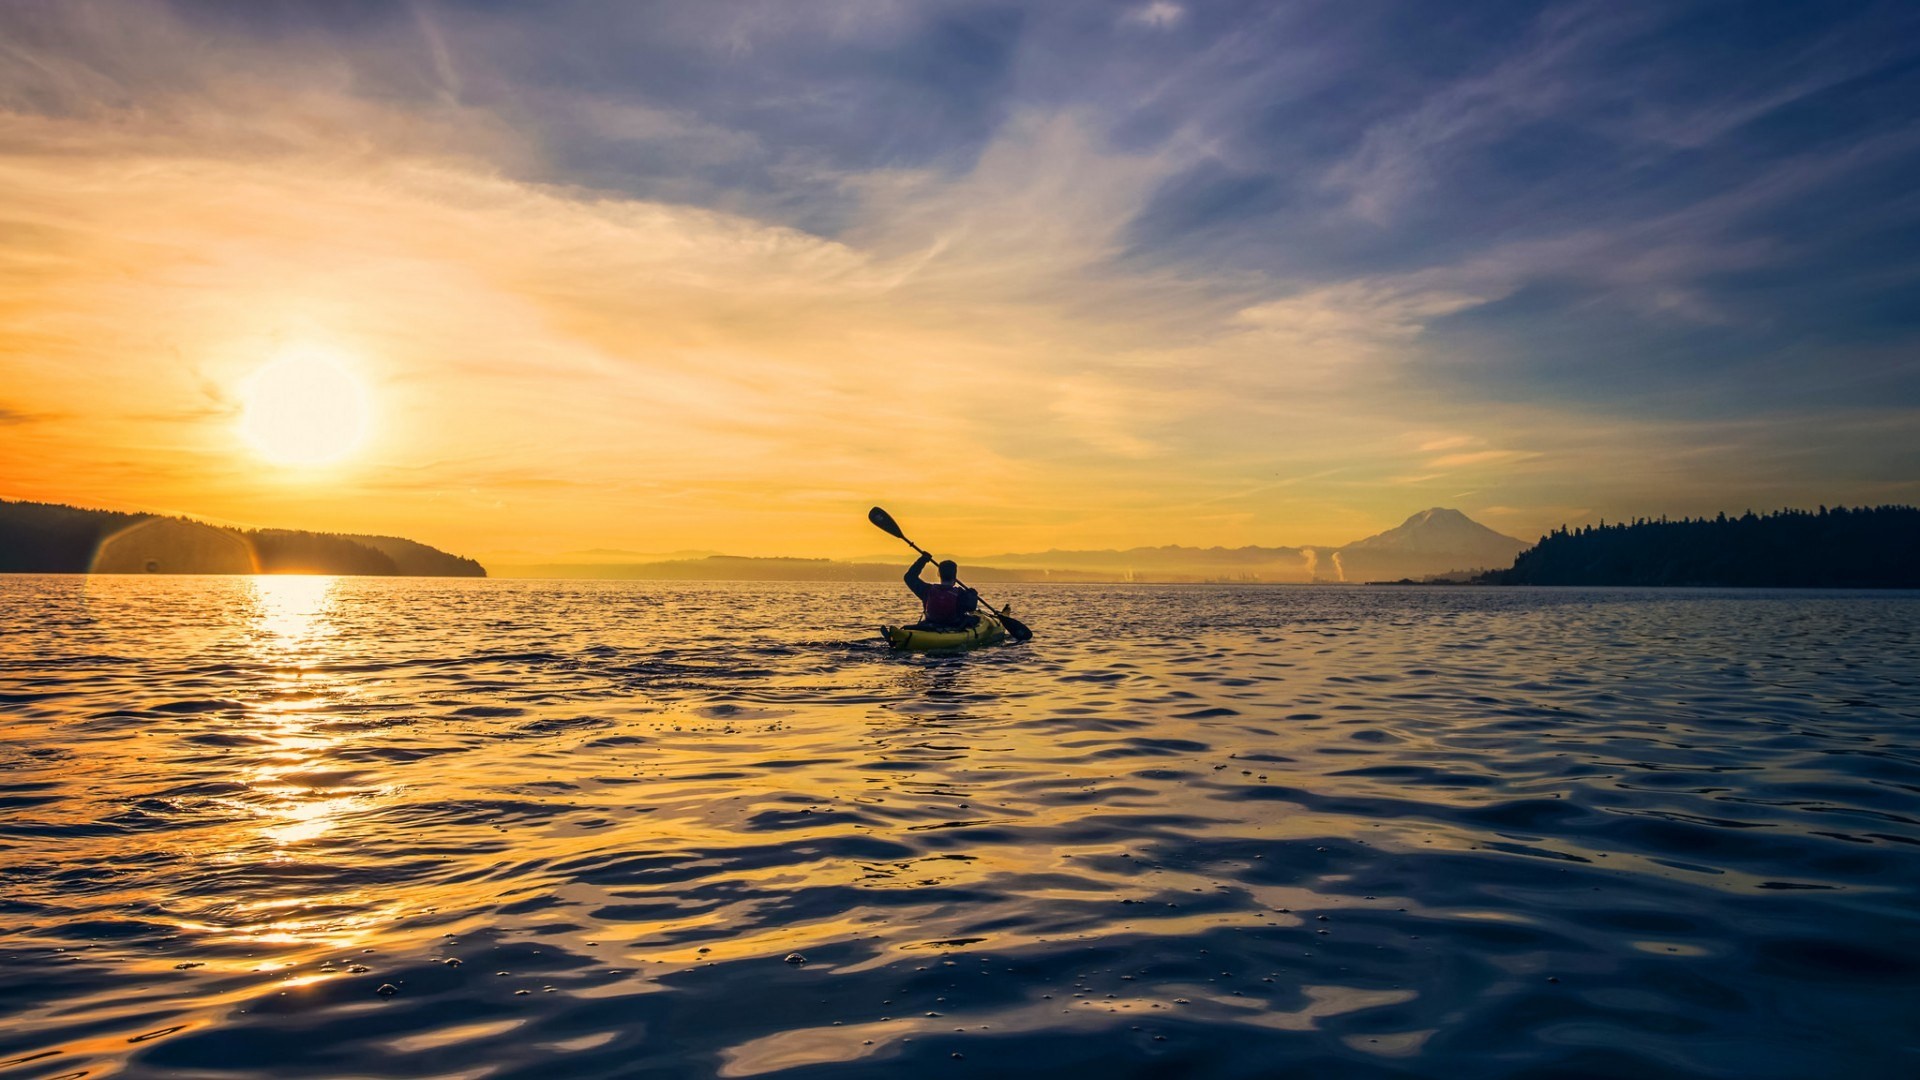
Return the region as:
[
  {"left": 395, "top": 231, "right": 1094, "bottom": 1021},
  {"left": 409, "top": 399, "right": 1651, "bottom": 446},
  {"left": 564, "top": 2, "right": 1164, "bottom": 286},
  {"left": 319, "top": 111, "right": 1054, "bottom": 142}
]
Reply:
[
  {"left": 904, "top": 553, "right": 933, "bottom": 599},
  {"left": 959, "top": 587, "right": 980, "bottom": 615}
]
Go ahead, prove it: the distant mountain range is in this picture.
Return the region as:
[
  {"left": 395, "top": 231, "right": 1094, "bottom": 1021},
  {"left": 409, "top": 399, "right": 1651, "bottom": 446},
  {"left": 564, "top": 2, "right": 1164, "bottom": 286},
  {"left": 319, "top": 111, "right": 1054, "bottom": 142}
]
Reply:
[
  {"left": 485, "top": 555, "right": 1117, "bottom": 583},
  {"left": 15, "top": 496, "right": 1910, "bottom": 587},
  {"left": 956, "top": 508, "right": 1529, "bottom": 583},
  {"left": 0, "top": 499, "right": 485, "bottom": 576},
  {"left": 487, "top": 507, "right": 1530, "bottom": 583},
  {"left": 476, "top": 547, "right": 723, "bottom": 567},
  {"left": 1, "top": 498, "right": 1527, "bottom": 582}
]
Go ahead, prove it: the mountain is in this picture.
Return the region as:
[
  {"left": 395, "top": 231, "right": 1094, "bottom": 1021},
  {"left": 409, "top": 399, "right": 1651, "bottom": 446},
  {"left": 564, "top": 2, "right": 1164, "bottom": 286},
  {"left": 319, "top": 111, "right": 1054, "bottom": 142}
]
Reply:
[
  {"left": 1332, "top": 507, "right": 1531, "bottom": 582},
  {"left": 0, "top": 499, "right": 486, "bottom": 576}
]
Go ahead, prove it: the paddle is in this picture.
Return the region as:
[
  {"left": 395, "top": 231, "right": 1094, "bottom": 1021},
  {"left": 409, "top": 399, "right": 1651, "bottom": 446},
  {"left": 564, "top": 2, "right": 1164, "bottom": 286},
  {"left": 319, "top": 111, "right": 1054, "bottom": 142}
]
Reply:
[{"left": 868, "top": 506, "right": 1033, "bottom": 643}]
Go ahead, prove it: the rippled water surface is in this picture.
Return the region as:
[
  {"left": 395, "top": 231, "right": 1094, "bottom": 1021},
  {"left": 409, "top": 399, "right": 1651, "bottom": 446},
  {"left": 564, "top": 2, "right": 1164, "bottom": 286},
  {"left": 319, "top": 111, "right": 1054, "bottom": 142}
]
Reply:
[{"left": 3, "top": 577, "right": 1918, "bottom": 1079}]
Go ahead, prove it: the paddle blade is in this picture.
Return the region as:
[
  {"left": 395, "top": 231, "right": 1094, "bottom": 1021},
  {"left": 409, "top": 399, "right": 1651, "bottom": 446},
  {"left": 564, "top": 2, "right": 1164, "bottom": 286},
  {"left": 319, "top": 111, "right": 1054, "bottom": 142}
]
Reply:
[
  {"left": 999, "top": 609, "right": 1034, "bottom": 643},
  {"left": 867, "top": 506, "right": 906, "bottom": 541}
]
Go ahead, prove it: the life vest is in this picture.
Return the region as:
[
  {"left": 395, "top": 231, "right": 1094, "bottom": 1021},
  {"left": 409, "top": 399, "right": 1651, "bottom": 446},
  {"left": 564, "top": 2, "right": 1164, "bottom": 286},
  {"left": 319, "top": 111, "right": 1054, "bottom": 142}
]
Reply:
[{"left": 922, "top": 583, "right": 968, "bottom": 625}]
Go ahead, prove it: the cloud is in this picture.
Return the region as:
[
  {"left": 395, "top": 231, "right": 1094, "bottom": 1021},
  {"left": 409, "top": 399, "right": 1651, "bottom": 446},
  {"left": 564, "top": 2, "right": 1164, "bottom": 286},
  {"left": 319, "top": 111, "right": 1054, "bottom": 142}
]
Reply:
[
  {"left": 1123, "top": 3, "right": 1185, "bottom": 30},
  {"left": 1322, "top": 5, "right": 1639, "bottom": 223},
  {"left": 0, "top": 41, "right": 1217, "bottom": 551},
  {"left": 1047, "top": 378, "right": 1161, "bottom": 459},
  {"left": 569, "top": 97, "right": 761, "bottom": 164},
  {"left": 1427, "top": 449, "right": 1535, "bottom": 470},
  {"left": 1234, "top": 279, "right": 1499, "bottom": 357},
  {"left": 2, "top": 1, "right": 1917, "bottom": 555},
  {"left": 410, "top": 1, "right": 464, "bottom": 102}
]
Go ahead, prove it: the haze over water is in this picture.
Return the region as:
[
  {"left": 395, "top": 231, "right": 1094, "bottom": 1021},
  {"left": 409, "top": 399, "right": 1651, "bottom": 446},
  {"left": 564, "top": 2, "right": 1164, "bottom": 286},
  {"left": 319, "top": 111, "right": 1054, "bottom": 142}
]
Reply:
[{"left": 3, "top": 577, "right": 1918, "bottom": 1078}]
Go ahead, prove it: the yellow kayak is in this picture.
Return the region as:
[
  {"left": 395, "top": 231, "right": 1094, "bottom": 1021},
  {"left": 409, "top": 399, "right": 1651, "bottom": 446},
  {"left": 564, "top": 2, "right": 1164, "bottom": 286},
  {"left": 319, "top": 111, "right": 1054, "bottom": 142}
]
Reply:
[{"left": 882, "top": 612, "right": 1008, "bottom": 652}]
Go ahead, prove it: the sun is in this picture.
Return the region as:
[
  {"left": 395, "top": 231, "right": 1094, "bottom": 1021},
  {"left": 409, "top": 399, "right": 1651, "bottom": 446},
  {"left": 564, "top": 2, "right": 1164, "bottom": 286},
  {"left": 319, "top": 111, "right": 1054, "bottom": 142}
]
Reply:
[{"left": 239, "top": 351, "right": 371, "bottom": 466}]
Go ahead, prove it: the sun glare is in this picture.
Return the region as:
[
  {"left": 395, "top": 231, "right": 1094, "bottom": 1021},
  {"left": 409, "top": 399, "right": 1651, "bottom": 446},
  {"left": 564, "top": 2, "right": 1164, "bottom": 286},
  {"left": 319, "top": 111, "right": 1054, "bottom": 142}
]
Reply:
[{"left": 239, "top": 351, "right": 371, "bottom": 466}]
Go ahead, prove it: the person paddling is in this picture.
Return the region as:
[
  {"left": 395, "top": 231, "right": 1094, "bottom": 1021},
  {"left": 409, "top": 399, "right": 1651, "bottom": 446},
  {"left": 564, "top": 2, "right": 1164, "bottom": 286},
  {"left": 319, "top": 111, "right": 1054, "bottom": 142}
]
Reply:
[
  {"left": 869, "top": 507, "right": 1031, "bottom": 644},
  {"left": 905, "top": 552, "right": 979, "bottom": 629}
]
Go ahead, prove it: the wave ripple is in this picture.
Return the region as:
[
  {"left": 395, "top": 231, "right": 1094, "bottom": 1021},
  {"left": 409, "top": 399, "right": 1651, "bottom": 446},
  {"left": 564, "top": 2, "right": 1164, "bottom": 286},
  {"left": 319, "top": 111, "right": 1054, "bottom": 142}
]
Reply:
[{"left": 1, "top": 577, "right": 1917, "bottom": 1078}]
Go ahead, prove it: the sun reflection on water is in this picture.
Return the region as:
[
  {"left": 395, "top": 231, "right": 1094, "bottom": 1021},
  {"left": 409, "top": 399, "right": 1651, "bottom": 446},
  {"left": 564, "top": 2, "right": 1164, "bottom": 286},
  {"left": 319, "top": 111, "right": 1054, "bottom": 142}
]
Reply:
[
  {"left": 186, "top": 575, "right": 395, "bottom": 950},
  {"left": 249, "top": 574, "right": 340, "bottom": 653}
]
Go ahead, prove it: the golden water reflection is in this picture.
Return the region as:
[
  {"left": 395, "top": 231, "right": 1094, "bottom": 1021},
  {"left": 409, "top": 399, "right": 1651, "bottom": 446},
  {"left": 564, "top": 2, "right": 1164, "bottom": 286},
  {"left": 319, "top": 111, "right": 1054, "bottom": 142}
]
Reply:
[
  {"left": 191, "top": 575, "right": 390, "bottom": 951},
  {"left": 248, "top": 574, "right": 340, "bottom": 652},
  {"left": 17, "top": 580, "right": 1909, "bottom": 1079},
  {"left": 240, "top": 575, "right": 354, "bottom": 846}
]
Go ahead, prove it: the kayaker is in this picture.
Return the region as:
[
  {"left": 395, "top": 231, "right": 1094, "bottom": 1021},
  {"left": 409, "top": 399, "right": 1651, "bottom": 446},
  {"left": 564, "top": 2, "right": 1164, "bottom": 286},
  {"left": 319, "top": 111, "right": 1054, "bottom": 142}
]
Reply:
[{"left": 905, "top": 552, "right": 978, "bottom": 628}]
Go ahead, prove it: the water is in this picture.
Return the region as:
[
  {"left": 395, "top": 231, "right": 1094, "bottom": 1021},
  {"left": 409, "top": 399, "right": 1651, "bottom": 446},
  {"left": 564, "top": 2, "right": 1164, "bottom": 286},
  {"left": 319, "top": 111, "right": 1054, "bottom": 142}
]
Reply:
[{"left": 2, "top": 577, "right": 1918, "bottom": 1079}]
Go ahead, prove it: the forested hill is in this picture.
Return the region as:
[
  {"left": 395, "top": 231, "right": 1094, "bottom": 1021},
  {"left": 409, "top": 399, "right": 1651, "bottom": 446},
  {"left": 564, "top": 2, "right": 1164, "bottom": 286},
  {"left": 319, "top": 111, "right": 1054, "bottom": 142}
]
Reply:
[
  {"left": 1481, "top": 506, "right": 1920, "bottom": 588},
  {"left": 0, "top": 499, "right": 486, "bottom": 576}
]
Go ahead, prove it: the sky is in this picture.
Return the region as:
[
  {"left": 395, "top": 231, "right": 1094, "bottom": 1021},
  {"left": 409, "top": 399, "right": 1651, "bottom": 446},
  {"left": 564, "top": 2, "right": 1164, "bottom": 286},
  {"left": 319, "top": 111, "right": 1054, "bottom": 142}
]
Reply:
[{"left": 2, "top": 0, "right": 1917, "bottom": 559}]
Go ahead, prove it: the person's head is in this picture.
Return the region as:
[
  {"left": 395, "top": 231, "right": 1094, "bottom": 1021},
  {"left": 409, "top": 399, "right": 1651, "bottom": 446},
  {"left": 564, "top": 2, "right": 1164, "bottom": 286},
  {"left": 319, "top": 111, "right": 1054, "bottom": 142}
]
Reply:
[{"left": 937, "top": 559, "right": 958, "bottom": 584}]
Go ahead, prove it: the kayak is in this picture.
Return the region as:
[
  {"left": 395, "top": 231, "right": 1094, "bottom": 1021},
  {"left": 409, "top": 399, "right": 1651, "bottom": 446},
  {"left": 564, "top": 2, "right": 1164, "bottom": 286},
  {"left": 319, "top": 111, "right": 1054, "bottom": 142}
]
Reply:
[{"left": 882, "top": 612, "right": 1008, "bottom": 652}]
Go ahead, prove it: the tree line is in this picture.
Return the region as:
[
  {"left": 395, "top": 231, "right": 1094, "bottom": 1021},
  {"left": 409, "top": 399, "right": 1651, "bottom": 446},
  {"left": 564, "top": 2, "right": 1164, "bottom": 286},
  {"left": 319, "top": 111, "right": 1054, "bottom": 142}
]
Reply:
[
  {"left": 0, "top": 499, "right": 486, "bottom": 576},
  {"left": 1480, "top": 505, "right": 1919, "bottom": 587}
]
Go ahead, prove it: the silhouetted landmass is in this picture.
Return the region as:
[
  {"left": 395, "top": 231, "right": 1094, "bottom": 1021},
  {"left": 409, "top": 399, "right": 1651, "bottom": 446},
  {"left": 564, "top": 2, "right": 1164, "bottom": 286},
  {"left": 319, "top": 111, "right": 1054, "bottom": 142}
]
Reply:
[
  {"left": 0, "top": 500, "right": 139, "bottom": 572},
  {"left": 494, "top": 556, "right": 1111, "bottom": 582},
  {"left": 249, "top": 529, "right": 399, "bottom": 575},
  {"left": 1332, "top": 507, "right": 1529, "bottom": 583},
  {"left": 952, "top": 543, "right": 1313, "bottom": 578},
  {"left": 958, "top": 508, "right": 1528, "bottom": 583},
  {"left": 492, "top": 508, "right": 1530, "bottom": 583},
  {"left": 347, "top": 535, "right": 488, "bottom": 577},
  {"left": 1481, "top": 506, "right": 1920, "bottom": 588},
  {"left": 0, "top": 499, "right": 486, "bottom": 576}
]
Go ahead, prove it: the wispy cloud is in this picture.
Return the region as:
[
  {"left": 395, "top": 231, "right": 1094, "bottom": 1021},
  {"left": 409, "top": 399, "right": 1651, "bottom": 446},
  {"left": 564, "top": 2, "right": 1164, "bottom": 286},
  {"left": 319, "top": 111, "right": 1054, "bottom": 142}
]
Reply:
[
  {"left": 1322, "top": 4, "right": 1643, "bottom": 223},
  {"left": 1, "top": 1, "right": 1916, "bottom": 553},
  {"left": 1123, "top": 3, "right": 1185, "bottom": 31}
]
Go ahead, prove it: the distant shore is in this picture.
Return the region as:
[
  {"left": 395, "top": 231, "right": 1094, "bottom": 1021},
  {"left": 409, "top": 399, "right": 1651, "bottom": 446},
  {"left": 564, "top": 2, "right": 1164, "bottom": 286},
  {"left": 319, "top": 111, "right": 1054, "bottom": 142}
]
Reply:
[
  {"left": 0, "top": 499, "right": 485, "bottom": 577},
  {"left": 9, "top": 498, "right": 1917, "bottom": 588}
]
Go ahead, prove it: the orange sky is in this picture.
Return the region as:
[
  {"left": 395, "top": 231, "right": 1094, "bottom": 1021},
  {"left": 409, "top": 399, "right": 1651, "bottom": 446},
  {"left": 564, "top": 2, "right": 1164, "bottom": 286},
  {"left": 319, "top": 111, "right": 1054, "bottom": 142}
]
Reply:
[{"left": 5, "top": 4, "right": 1913, "bottom": 561}]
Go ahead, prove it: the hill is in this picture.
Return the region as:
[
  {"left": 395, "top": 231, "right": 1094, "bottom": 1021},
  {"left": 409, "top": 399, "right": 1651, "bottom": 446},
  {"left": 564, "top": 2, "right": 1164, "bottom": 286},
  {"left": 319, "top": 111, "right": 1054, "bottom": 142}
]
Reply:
[
  {"left": 0, "top": 499, "right": 486, "bottom": 577},
  {"left": 1481, "top": 506, "right": 1920, "bottom": 587}
]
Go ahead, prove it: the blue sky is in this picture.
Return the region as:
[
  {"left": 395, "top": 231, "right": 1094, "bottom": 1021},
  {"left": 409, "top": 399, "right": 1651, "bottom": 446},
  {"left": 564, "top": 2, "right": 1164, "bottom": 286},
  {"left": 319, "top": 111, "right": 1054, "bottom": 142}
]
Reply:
[{"left": 2, "top": 0, "right": 1917, "bottom": 553}]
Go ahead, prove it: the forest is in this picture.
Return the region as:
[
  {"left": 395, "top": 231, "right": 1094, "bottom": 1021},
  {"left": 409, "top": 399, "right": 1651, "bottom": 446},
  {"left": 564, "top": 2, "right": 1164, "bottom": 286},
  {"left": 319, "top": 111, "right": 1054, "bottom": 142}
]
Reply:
[
  {"left": 0, "top": 499, "right": 486, "bottom": 576},
  {"left": 1482, "top": 505, "right": 1919, "bottom": 587}
]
